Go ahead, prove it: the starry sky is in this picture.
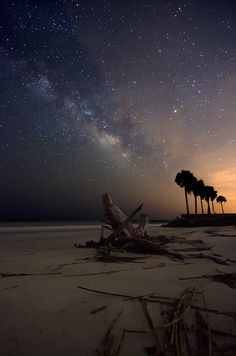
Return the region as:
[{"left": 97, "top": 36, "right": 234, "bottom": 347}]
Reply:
[{"left": 0, "top": 0, "right": 236, "bottom": 220}]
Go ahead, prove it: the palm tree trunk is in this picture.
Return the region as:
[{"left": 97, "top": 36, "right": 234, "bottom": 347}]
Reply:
[
  {"left": 200, "top": 198, "right": 204, "bottom": 214},
  {"left": 184, "top": 188, "right": 189, "bottom": 214},
  {"left": 207, "top": 200, "right": 211, "bottom": 214},
  {"left": 194, "top": 195, "right": 197, "bottom": 214},
  {"left": 221, "top": 202, "right": 224, "bottom": 214},
  {"left": 211, "top": 201, "right": 216, "bottom": 214}
]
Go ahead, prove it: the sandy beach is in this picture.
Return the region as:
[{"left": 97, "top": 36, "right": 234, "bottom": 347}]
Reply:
[{"left": 0, "top": 223, "right": 236, "bottom": 355}]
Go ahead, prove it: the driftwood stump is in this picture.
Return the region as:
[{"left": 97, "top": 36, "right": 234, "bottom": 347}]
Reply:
[{"left": 98, "top": 193, "right": 183, "bottom": 259}]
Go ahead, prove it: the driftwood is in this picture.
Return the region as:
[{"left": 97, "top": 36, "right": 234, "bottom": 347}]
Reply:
[
  {"left": 80, "top": 235, "right": 184, "bottom": 261},
  {"left": 108, "top": 236, "right": 184, "bottom": 260},
  {"left": 78, "top": 283, "right": 236, "bottom": 318},
  {"left": 195, "top": 309, "right": 211, "bottom": 356},
  {"left": 136, "top": 213, "right": 149, "bottom": 237},
  {"left": 139, "top": 297, "right": 164, "bottom": 353},
  {"left": 103, "top": 193, "right": 149, "bottom": 238},
  {"left": 96, "top": 285, "right": 236, "bottom": 355},
  {"left": 146, "top": 295, "right": 236, "bottom": 318},
  {"left": 77, "top": 284, "right": 156, "bottom": 300},
  {"left": 159, "top": 287, "right": 196, "bottom": 355},
  {"left": 187, "top": 253, "right": 228, "bottom": 265},
  {"left": 0, "top": 285, "right": 19, "bottom": 292},
  {"left": 102, "top": 193, "right": 135, "bottom": 236},
  {"left": 51, "top": 261, "right": 87, "bottom": 272},
  {"left": 77, "top": 282, "right": 236, "bottom": 354},
  {"left": 90, "top": 306, "right": 107, "bottom": 314},
  {"left": 99, "top": 310, "right": 123, "bottom": 356},
  {"left": 96, "top": 251, "right": 150, "bottom": 263},
  {"left": 76, "top": 193, "right": 186, "bottom": 260},
  {"left": 179, "top": 272, "right": 236, "bottom": 288},
  {"left": 65, "top": 268, "right": 132, "bottom": 277},
  {"left": 0, "top": 272, "right": 61, "bottom": 278},
  {"left": 76, "top": 193, "right": 232, "bottom": 265}
]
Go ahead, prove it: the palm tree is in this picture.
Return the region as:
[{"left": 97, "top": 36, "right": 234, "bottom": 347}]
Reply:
[
  {"left": 198, "top": 179, "right": 206, "bottom": 214},
  {"left": 192, "top": 178, "right": 205, "bottom": 214},
  {"left": 175, "top": 170, "right": 195, "bottom": 214},
  {"left": 210, "top": 187, "right": 217, "bottom": 214},
  {"left": 204, "top": 185, "right": 213, "bottom": 214},
  {"left": 216, "top": 195, "right": 227, "bottom": 213}
]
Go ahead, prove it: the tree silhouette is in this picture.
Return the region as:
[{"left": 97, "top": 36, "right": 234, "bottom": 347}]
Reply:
[
  {"left": 204, "top": 185, "right": 213, "bottom": 214},
  {"left": 192, "top": 178, "right": 205, "bottom": 214},
  {"left": 175, "top": 170, "right": 195, "bottom": 214},
  {"left": 198, "top": 179, "right": 206, "bottom": 214},
  {"left": 216, "top": 195, "right": 227, "bottom": 213},
  {"left": 210, "top": 187, "right": 218, "bottom": 214}
]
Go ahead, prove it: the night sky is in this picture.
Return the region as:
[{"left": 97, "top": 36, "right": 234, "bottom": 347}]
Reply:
[{"left": 1, "top": 0, "right": 236, "bottom": 220}]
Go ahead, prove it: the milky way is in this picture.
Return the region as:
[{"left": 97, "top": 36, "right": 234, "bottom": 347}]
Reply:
[{"left": 1, "top": 0, "right": 236, "bottom": 219}]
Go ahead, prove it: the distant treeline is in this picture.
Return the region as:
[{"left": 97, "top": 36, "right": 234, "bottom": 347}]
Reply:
[{"left": 175, "top": 170, "right": 227, "bottom": 214}]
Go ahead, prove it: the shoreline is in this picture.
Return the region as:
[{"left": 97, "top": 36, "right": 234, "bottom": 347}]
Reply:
[
  {"left": 0, "top": 222, "right": 167, "bottom": 234},
  {"left": 167, "top": 213, "right": 236, "bottom": 227}
]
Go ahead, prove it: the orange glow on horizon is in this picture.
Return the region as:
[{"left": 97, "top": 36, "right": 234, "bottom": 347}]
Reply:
[{"left": 208, "top": 169, "right": 236, "bottom": 213}]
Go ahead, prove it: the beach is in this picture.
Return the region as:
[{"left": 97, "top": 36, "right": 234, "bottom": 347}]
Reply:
[{"left": 0, "top": 223, "right": 236, "bottom": 355}]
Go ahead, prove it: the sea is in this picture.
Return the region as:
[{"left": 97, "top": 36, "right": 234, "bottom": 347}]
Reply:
[{"left": 0, "top": 220, "right": 168, "bottom": 233}]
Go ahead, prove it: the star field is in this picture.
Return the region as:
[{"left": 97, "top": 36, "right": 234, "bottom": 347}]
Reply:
[{"left": 0, "top": 0, "right": 236, "bottom": 219}]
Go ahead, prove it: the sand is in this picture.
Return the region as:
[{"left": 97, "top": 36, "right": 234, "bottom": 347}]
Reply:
[{"left": 0, "top": 223, "right": 236, "bottom": 355}]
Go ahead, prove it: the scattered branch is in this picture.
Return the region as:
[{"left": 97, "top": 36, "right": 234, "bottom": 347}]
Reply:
[
  {"left": 139, "top": 298, "right": 164, "bottom": 354},
  {"left": 65, "top": 268, "right": 133, "bottom": 277},
  {"left": 0, "top": 285, "right": 19, "bottom": 291},
  {"left": 91, "top": 306, "right": 107, "bottom": 314},
  {"left": 77, "top": 284, "right": 155, "bottom": 300},
  {"left": 99, "top": 310, "right": 123, "bottom": 356},
  {"left": 0, "top": 272, "right": 61, "bottom": 278},
  {"left": 179, "top": 272, "right": 236, "bottom": 288}
]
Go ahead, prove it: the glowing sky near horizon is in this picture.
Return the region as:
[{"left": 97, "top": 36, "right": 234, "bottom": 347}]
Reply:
[{"left": 0, "top": 0, "right": 236, "bottom": 219}]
